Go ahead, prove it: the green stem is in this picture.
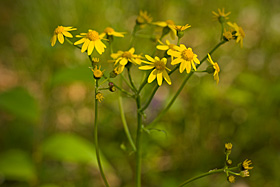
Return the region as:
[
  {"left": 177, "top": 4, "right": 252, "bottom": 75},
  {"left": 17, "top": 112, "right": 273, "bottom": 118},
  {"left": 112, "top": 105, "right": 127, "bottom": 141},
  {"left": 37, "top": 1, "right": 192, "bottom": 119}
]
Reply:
[
  {"left": 94, "top": 80, "right": 110, "bottom": 187},
  {"left": 65, "top": 38, "right": 81, "bottom": 49},
  {"left": 138, "top": 72, "right": 149, "bottom": 93},
  {"left": 121, "top": 73, "right": 136, "bottom": 92},
  {"left": 135, "top": 95, "right": 143, "bottom": 187},
  {"left": 127, "top": 68, "right": 137, "bottom": 92},
  {"left": 149, "top": 40, "right": 226, "bottom": 126},
  {"left": 179, "top": 166, "right": 239, "bottom": 187},
  {"left": 220, "top": 23, "right": 224, "bottom": 41},
  {"left": 140, "top": 84, "right": 159, "bottom": 112},
  {"left": 118, "top": 95, "right": 137, "bottom": 151}
]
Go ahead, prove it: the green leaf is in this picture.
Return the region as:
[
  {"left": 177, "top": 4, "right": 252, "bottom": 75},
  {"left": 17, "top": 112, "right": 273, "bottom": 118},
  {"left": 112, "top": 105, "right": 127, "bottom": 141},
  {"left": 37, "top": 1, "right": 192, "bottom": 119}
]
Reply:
[
  {"left": 41, "top": 133, "right": 110, "bottom": 170},
  {"left": 0, "top": 149, "right": 36, "bottom": 182},
  {"left": 0, "top": 87, "right": 40, "bottom": 123},
  {"left": 50, "top": 65, "right": 92, "bottom": 86}
]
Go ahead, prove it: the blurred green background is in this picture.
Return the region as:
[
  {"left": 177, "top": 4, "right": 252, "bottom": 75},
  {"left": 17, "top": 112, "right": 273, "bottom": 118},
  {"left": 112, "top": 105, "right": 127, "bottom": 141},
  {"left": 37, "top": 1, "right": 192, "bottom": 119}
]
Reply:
[{"left": 0, "top": 0, "right": 280, "bottom": 186}]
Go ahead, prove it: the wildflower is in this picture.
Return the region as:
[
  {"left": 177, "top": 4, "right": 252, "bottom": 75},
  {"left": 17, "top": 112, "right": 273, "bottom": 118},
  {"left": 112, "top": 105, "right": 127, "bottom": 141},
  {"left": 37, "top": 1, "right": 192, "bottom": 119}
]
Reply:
[
  {"left": 227, "top": 175, "right": 235, "bottom": 183},
  {"left": 240, "top": 170, "right": 250, "bottom": 177},
  {"left": 207, "top": 54, "right": 220, "bottom": 84},
  {"left": 111, "top": 47, "right": 142, "bottom": 67},
  {"left": 103, "top": 27, "right": 125, "bottom": 38},
  {"left": 242, "top": 159, "right": 253, "bottom": 170},
  {"left": 171, "top": 24, "right": 191, "bottom": 38},
  {"left": 51, "top": 26, "right": 77, "bottom": 46},
  {"left": 168, "top": 44, "right": 200, "bottom": 73},
  {"left": 113, "top": 64, "right": 125, "bottom": 75},
  {"left": 227, "top": 22, "right": 245, "bottom": 48},
  {"left": 96, "top": 92, "right": 104, "bottom": 102},
  {"left": 136, "top": 10, "right": 153, "bottom": 28},
  {"left": 223, "top": 29, "right": 233, "bottom": 41},
  {"left": 91, "top": 66, "right": 104, "bottom": 79},
  {"left": 153, "top": 20, "right": 176, "bottom": 39},
  {"left": 74, "top": 30, "right": 106, "bottom": 55},
  {"left": 212, "top": 8, "right": 231, "bottom": 23},
  {"left": 139, "top": 55, "right": 171, "bottom": 86},
  {"left": 225, "top": 143, "right": 233, "bottom": 151}
]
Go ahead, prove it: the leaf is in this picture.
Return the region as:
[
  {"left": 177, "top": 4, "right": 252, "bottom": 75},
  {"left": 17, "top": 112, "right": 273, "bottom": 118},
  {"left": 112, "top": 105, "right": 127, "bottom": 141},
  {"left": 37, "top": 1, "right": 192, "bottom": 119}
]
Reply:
[
  {"left": 41, "top": 133, "right": 110, "bottom": 170},
  {"left": 0, "top": 149, "right": 36, "bottom": 182},
  {"left": 50, "top": 65, "right": 92, "bottom": 86},
  {"left": 0, "top": 87, "right": 40, "bottom": 123}
]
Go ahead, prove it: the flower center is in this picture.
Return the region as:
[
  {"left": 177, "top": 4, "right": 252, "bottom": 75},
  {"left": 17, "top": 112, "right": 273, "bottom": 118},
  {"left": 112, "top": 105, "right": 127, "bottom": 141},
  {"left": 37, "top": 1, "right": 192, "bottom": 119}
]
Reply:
[
  {"left": 104, "top": 27, "right": 114, "bottom": 34},
  {"left": 55, "top": 26, "right": 64, "bottom": 34},
  {"left": 87, "top": 30, "right": 100, "bottom": 41},
  {"left": 154, "top": 60, "right": 165, "bottom": 71},
  {"left": 166, "top": 19, "right": 174, "bottom": 25},
  {"left": 122, "top": 51, "right": 132, "bottom": 58},
  {"left": 182, "top": 49, "right": 194, "bottom": 61}
]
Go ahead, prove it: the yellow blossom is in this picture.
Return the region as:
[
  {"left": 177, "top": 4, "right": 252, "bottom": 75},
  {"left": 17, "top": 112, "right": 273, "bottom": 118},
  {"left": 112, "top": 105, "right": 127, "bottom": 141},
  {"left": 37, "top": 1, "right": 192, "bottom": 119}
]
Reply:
[
  {"left": 113, "top": 64, "right": 125, "bottom": 75},
  {"left": 74, "top": 30, "right": 106, "bottom": 55},
  {"left": 96, "top": 92, "right": 104, "bottom": 102},
  {"left": 223, "top": 29, "right": 233, "bottom": 41},
  {"left": 242, "top": 159, "right": 253, "bottom": 170},
  {"left": 103, "top": 27, "right": 125, "bottom": 38},
  {"left": 227, "top": 22, "right": 245, "bottom": 48},
  {"left": 225, "top": 143, "right": 233, "bottom": 151},
  {"left": 152, "top": 20, "right": 176, "bottom": 39},
  {"left": 91, "top": 66, "right": 104, "bottom": 79},
  {"left": 212, "top": 8, "right": 231, "bottom": 23},
  {"left": 111, "top": 47, "right": 142, "bottom": 68},
  {"left": 227, "top": 175, "right": 235, "bottom": 183},
  {"left": 171, "top": 24, "right": 191, "bottom": 32},
  {"left": 207, "top": 54, "right": 220, "bottom": 84},
  {"left": 51, "top": 26, "right": 77, "bottom": 46},
  {"left": 139, "top": 55, "right": 171, "bottom": 86},
  {"left": 240, "top": 170, "right": 250, "bottom": 177},
  {"left": 136, "top": 10, "right": 153, "bottom": 28},
  {"left": 168, "top": 44, "right": 200, "bottom": 73}
]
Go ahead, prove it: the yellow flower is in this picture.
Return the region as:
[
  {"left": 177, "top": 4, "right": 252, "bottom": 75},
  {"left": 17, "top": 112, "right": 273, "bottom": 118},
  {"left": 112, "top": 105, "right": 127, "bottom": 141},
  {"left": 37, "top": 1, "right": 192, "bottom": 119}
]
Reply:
[
  {"left": 74, "top": 30, "right": 106, "bottom": 55},
  {"left": 136, "top": 10, "right": 153, "bottom": 28},
  {"left": 227, "top": 22, "right": 245, "bottom": 48},
  {"left": 225, "top": 143, "right": 233, "bottom": 151},
  {"left": 103, "top": 27, "right": 125, "bottom": 38},
  {"left": 207, "top": 54, "right": 220, "bottom": 84},
  {"left": 212, "top": 8, "right": 231, "bottom": 23},
  {"left": 152, "top": 20, "right": 176, "bottom": 39},
  {"left": 240, "top": 170, "right": 250, "bottom": 177},
  {"left": 113, "top": 64, "right": 125, "bottom": 75},
  {"left": 91, "top": 66, "right": 104, "bottom": 79},
  {"left": 171, "top": 24, "right": 191, "bottom": 32},
  {"left": 139, "top": 55, "right": 171, "bottom": 86},
  {"left": 168, "top": 45, "right": 200, "bottom": 73},
  {"left": 223, "top": 29, "right": 233, "bottom": 41},
  {"left": 242, "top": 159, "right": 253, "bottom": 170},
  {"left": 51, "top": 26, "right": 77, "bottom": 46},
  {"left": 227, "top": 175, "right": 235, "bottom": 183},
  {"left": 96, "top": 92, "right": 104, "bottom": 102},
  {"left": 111, "top": 48, "right": 142, "bottom": 66}
]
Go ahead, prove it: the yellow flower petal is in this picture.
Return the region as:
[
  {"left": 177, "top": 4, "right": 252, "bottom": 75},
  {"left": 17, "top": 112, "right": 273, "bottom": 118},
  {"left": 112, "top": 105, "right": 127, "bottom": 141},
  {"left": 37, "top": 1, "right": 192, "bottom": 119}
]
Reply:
[
  {"left": 157, "top": 71, "right": 163, "bottom": 86},
  {"left": 179, "top": 61, "right": 187, "bottom": 73},
  {"left": 95, "top": 40, "right": 106, "bottom": 54},
  {"left": 163, "top": 70, "right": 171, "bottom": 85},
  {"left": 145, "top": 55, "right": 155, "bottom": 62},
  {"left": 148, "top": 69, "right": 157, "bottom": 83},
  {"left": 57, "top": 33, "right": 64, "bottom": 44},
  {"left": 186, "top": 61, "right": 191, "bottom": 73},
  {"left": 74, "top": 38, "right": 86, "bottom": 45},
  {"left": 139, "top": 65, "right": 154, "bottom": 70},
  {"left": 168, "top": 50, "right": 181, "bottom": 57},
  {"left": 62, "top": 31, "right": 73, "bottom": 38},
  {"left": 81, "top": 39, "right": 90, "bottom": 53},
  {"left": 51, "top": 35, "right": 57, "bottom": 46},
  {"left": 87, "top": 41, "right": 95, "bottom": 55},
  {"left": 120, "top": 58, "right": 128, "bottom": 65},
  {"left": 157, "top": 45, "right": 169, "bottom": 50},
  {"left": 129, "top": 48, "right": 135, "bottom": 54},
  {"left": 171, "top": 58, "right": 181, "bottom": 65}
]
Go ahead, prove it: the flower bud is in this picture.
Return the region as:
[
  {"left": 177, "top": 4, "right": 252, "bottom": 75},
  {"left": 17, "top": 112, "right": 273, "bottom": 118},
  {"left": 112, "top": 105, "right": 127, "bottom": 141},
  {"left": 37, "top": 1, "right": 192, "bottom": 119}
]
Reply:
[
  {"left": 240, "top": 170, "right": 250, "bottom": 177},
  {"left": 226, "top": 159, "right": 232, "bottom": 166},
  {"left": 206, "top": 66, "right": 215, "bottom": 74},
  {"left": 227, "top": 175, "right": 235, "bottom": 183}
]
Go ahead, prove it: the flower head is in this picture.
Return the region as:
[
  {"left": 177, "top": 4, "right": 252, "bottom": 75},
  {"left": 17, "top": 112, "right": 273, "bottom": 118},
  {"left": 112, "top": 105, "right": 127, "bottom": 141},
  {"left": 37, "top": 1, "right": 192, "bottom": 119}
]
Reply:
[
  {"left": 136, "top": 10, "right": 153, "bottom": 28},
  {"left": 103, "top": 27, "right": 125, "bottom": 38},
  {"left": 96, "top": 92, "right": 104, "bottom": 102},
  {"left": 240, "top": 170, "right": 250, "bottom": 177},
  {"left": 139, "top": 55, "right": 171, "bottom": 86},
  {"left": 172, "top": 24, "right": 191, "bottom": 32},
  {"left": 223, "top": 29, "right": 234, "bottom": 41},
  {"left": 242, "top": 159, "right": 253, "bottom": 170},
  {"left": 227, "top": 22, "right": 245, "bottom": 48},
  {"left": 225, "top": 143, "right": 233, "bottom": 151},
  {"left": 212, "top": 8, "right": 231, "bottom": 23},
  {"left": 110, "top": 48, "right": 142, "bottom": 73},
  {"left": 91, "top": 66, "right": 104, "bottom": 79},
  {"left": 153, "top": 20, "right": 176, "bottom": 39},
  {"left": 207, "top": 54, "right": 220, "bottom": 84},
  {"left": 51, "top": 26, "right": 77, "bottom": 46},
  {"left": 74, "top": 30, "right": 106, "bottom": 55},
  {"left": 168, "top": 45, "right": 200, "bottom": 73},
  {"left": 227, "top": 175, "right": 235, "bottom": 183}
]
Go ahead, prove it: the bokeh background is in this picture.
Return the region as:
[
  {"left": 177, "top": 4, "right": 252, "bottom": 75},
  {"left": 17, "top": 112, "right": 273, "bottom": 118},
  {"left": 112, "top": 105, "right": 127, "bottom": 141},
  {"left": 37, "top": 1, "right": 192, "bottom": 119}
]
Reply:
[{"left": 0, "top": 0, "right": 280, "bottom": 186}]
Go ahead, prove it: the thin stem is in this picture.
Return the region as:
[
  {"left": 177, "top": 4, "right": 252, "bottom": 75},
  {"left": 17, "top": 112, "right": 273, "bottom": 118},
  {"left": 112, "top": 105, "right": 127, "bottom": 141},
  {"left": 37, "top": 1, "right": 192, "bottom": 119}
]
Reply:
[
  {"left": 149, "top": 40, "right": 226, "bottom": 126},
  {"left": 140, "top": 84, "right": 159, "bottom": 112},
  {"left": 220, "top": 23, "right": 224, "bottom": 41},
  {"left": 121, "top": 73, "right": 136, "bottom": 92},
  {"left": 118, "top": 95, "right": 137, "bottom": 151},
  {"left": 138, "top": 72, "right": 149, "bottom": 93},
  {"left": 127, "top": 68, "right": 138, "bottom": 92},
  {"left": 65, "top": 38, "right": 81, "bottom": 49},
  {"left": 179, "top": 166, "right": 239, "bottom": 187},
  {"left": 94, "top": 80, "right": 110, "bottom": 187},
  {"left": 135, "top": 96, "right": 143, "bottom": 187}
]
